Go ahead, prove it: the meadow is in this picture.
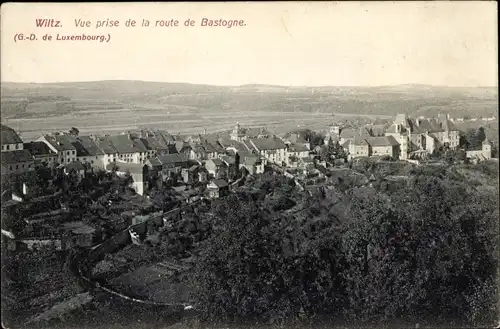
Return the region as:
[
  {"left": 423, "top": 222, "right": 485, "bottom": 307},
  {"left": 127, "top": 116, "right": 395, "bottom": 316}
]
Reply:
[{"left": 1, "top": 81, "right": 497, "bottom": 141}]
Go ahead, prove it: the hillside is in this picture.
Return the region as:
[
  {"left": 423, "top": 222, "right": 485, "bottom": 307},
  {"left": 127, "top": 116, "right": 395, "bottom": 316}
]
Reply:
[{"left": 1, "top": 81, "right": 497, "bottom": 141}]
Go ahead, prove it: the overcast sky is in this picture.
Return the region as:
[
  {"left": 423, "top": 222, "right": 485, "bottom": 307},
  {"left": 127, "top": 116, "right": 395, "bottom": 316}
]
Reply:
[{"left": 1, "top": 2, "right": 497, "bottom": 87}]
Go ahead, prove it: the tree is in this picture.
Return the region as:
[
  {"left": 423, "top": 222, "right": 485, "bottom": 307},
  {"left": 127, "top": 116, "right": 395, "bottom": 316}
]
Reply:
[{"left": 68, "top": 127, "right": 80, "bottom": 136}]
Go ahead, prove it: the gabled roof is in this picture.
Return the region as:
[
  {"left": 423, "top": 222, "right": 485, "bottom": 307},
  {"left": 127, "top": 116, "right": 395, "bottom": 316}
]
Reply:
[
  {"left": 482, "top": 138, "right": 491, "bottom": 145},
  {"left": 70, "top": 136, "right": 104, "bottom": 156},
  {"left": 220, "top": 155, "right": 235, "bottom": 165},
  {"left": 146, "top": 158, "right": 162, "bottom": 167},
  {"left": 23, "top": 141, "right": 55, "bottom": 156},
  {"left": 107, "top": 134, "right": 148, "bottom": 154},
  {"left": 287, "top": 143, "right": 309, "bottom": 152},
  {"left": 42, "top": 134, "right": 77, "bottom": 152},
  {"left": 366, "top": 136, "right": 400, "bottom": 147},
  {"left": 1, "top": 125, "right": 23, "bottom": 145},
  {"left": 341, "top": 140, "right": 351, "bottom": 148},
  {"left": 1, "top": 149, "right": 33, "bottom": 165},
  {"left": 210, "top": 179, "right": 228, "bottom": 188},
  {"left": 157, "top": 153, "right": 188, "bottom": 165},
  {"left": 207, "top": 158, "right": 224, "bottom": 166},
  {"left": 175, "top": 141, "right": 190, "bottom": 153},
  {"left": 249, "top": 137, "right": 287, "bottom": 151},
  {"left": 93, "top": 136, "right": 118, "bottom": 154},
  {"left": 106, "top": 162, "right": 146, "bottom": 174}
]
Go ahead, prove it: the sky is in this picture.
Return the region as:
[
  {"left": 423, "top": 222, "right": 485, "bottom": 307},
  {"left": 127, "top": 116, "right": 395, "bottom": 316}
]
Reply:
[{"left": 1, "top": 2, "right": 498, "bottom": 87}]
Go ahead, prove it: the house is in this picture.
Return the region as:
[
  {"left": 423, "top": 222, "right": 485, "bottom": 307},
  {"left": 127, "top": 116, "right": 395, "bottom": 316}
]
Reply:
[
  {"left": 365, "top": 136, "right": 401, "bottom": 158},
  {"left": 248, "top": 137, "right": 288, "bottom": 166},
  {"left": 282, "top": 132, "right": 311, "bottom": 150},
  {"left": 107, "top": 133, "right": 149, "bottom": 164},
  {"left": 145, "top": 157, "right": 163, "bottom": 172},
  {"left": 106, "top": 162, "right": 149, "bottom": 195},
  {"left": 385, "top": 113, "right": 460, "bottom": 159},
  {"left": 324, "top": 125, "right": 365, "bottom": 146},
  {"left": 205, "top": 158, "right": 228, "bottom": 179},
  {"left": 69, "top": 136, "right": 106, "bottom": 169},
  {"left": 207, "top": 179, "right": 229, "bottom": 199},
  {"left": 176, "top": 142, "right": 195, "bottom": 160},
  {"left": 23, "top": 141, "right": 57, "bottom": 166},
  {"left": 238, "top": 151, "right": 264, "bottom": 175},
  {"left": 348, "top": 137, "right": 370, "bottom": 158},
  {"left": 37, "top": 134, "right": 78, "bottom": 164},
  {"left": 1, "top": 124, "right": 24, "bottom": 152},
  {"left": 286, "top": 143, "right": 310, "bottom": 167},
  {"left": 93, "top": 135, "right": 119, "bottom": 165},
  {"left": 349, "top": 136, "right": 400, "bottom": 159},
  {"left": 1, "top": 149, "right": 35, "bottom": 176},
  {"left": 466, "top": 138, "right": 492, "bottom": 162},
  {"left": 157, "top": 153, "right": 189, "bottom": 175},
  {"left": 64, "top": 161, "right": 87, "bottom": 182},
  {"left": 137, "top": 130, "right": 176, "bottom": 156}
]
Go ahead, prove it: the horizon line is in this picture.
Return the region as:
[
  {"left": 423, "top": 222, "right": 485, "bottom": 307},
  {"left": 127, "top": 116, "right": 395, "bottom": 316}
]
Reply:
[{"left": 1, "top": 79, "right": 497, "bottom": 89}]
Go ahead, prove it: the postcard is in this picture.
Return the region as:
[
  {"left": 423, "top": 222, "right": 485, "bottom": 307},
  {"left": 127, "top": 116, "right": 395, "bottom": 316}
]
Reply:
[{"left": 1, "top": 2, "right": 498, "bottom": 329}]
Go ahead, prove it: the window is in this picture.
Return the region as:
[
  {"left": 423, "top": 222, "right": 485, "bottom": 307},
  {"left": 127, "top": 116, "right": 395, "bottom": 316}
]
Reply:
[
  {"left": 72, "top": 151, "right": 76, "bottom": 155},
  {"left": 91, "top": 160, "right": 94, "bottom": 164},
  {"left": 6, "top": 145, "right": 10, "bottom": 150},
  {"left": 22, "top": 164, "right": 25, "bottom": 168},
  {"left": 9, "top": 165, "right": 12, "bottom": 171},
  {"left": 16, "top": 165, "right": 19, "bottom": 169},
  {"left": 15, "top": 144, "right": 19, "bottom": 149},
  {"left": 67, "top": 151, "right": 70, "bottom": 155}
]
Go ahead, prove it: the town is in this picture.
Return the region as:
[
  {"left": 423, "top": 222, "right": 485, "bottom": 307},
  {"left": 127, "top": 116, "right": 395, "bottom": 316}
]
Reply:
[{"left": 1, "top": 111, "right": 498, "bottom": 328}]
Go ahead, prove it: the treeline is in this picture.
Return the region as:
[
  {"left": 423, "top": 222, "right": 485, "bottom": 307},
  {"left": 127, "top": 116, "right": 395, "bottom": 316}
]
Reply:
[{"left": 188, "top": 166, "right": 499, "bottom": 326}]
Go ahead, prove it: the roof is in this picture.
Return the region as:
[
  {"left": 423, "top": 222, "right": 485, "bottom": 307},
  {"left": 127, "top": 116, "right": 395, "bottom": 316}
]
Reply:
[
  {"left": 70, "top": 136, "right": 104, "bottom": 156},
  {"left": 1, "top": 149, "right": 33, "bottom": 164},
  {"left": 366, "top": 136, "right": 400, "bottom": 147},
  {"left": 175, "top": 141, "right": 190, "bottom": 152},
  {"left": 107, "top": 134, "right": 148, "bottom": 154},
  {"left": 157, "top": 153, "right": 187, "bottom": 165},
  {"left": 207, "top": 158, "right": 224, "bottom": 166},
  {"left": 288, "top": 143, "right": 309, "bottom": 152},
  {"left": 341, "top": 140, "right": 351, "bottom": 148},
  {"left": 242, "top": 156, "right": 261, "bottom": 166},
  {"left": 285, "top": 133, "right": 309, "bottom": 144},
  {"left": 249, "top": 137, "right": 287, "bottom": 151},
  {"left": 42, "top": 134, "right": 77, "bottom": 152},
  {"left": 210, "top": 179, "right": 229, "bottom": 188},
  {"left": 220, "top": 155, "right": 236, "bottom": 165},
  {"left": 339, "top": 128, "right": 357, "bottom": 139},
  {"left": 23, "top": 141, "right": 55, "bottom": 156},
  {"left": 65, "top": 161, "right": 86, "bottom": 171},
  {"left": 146, "top": 158, "right": 162, "bottom": 167},
  {"left": 106, "top": 162, "right": 146, "bottom": 174},
  {"left": 1, "top": 125, "right": 23, "bottom": 145},
  {"left": 93, "top": 136, "right": 118, "bottom": 154}
]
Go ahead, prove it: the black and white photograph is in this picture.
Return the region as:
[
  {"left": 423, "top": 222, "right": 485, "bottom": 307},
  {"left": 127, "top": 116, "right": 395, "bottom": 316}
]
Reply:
[{"left": 1, "top": 2, "right": 498, "bottom": 329}]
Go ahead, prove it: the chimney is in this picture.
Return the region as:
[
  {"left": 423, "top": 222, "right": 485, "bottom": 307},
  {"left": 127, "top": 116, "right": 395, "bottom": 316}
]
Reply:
[
  {"left": 203, "top": 128, "right": 207, "bottom": 135},
  {"left": 416, "top": 118, "right": 420, "bottom": 126},
  {"left": 127, "top": 133, "right": 132, "bottom": 140},
  {"left": 446, "top": 114, "right": 450, "bottom": 120}
]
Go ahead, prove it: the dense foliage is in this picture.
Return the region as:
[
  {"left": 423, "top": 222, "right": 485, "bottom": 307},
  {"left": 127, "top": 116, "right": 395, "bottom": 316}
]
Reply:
[{"left": 189, "top": 164, "right": 499, "bottom": 326}]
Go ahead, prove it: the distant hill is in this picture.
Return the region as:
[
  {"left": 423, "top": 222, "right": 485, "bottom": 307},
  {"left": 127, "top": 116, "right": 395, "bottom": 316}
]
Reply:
[{"left": 1, "top": 80, "right": 498, "bottom": 119}]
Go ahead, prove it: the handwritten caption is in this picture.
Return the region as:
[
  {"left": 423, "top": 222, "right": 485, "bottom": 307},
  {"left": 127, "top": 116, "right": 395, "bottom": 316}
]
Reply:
[{"left": 13, "top": 17, "right": 248, "bottom": 43}]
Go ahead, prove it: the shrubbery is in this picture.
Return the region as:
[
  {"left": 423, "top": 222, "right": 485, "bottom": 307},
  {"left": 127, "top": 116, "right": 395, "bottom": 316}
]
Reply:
[{"left": 189, "top": 167, "right": 499, "bottom": 326}]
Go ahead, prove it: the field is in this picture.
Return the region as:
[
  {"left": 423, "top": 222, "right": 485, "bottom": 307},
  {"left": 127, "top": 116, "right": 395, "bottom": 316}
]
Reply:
[{"left": 1, "top": 81, "right": 497, "bottom": 141}]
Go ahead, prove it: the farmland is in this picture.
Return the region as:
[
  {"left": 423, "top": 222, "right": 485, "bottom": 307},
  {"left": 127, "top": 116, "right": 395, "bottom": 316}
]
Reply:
[{"left": 1, "top": 81, "right": 497, "bottom": 141}]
